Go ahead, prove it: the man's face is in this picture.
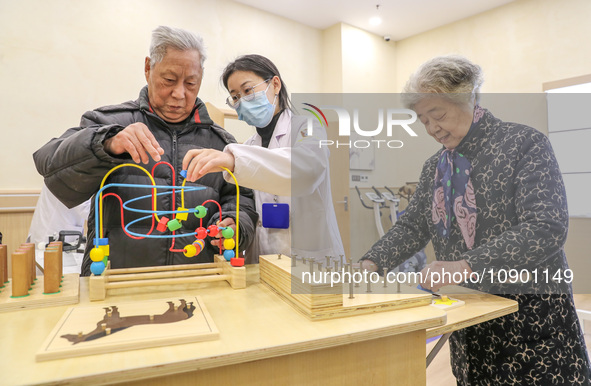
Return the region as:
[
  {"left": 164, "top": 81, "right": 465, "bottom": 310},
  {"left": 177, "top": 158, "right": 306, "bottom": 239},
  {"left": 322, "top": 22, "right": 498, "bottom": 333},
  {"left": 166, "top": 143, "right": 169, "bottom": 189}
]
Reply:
[{"left": 144, "top": 48, "right": 203, "bottom": 123}]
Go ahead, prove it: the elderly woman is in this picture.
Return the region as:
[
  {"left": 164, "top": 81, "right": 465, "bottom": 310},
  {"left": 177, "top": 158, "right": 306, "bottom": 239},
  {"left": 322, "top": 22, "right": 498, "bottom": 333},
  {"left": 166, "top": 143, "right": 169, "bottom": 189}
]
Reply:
[{"left": 360, "top": 55, "right": 590, "bottom": 385}]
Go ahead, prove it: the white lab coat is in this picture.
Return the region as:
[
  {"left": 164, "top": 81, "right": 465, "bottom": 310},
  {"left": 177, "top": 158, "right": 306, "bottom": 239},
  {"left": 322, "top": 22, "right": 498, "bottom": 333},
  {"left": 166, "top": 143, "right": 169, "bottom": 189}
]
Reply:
[
  {"left": 28, "top": 184, "right": 90, "bottom": 245},
  {"left": 223, "top": 110, "right": 345, "bottom": 264}
]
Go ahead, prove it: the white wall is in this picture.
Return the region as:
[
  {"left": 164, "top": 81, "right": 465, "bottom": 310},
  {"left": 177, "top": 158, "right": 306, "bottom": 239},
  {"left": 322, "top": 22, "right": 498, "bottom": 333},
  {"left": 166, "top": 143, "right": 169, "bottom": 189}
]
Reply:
[
  {"left": 395, "top": 0, "right": 591, "bottom": 93},
  {"left": 0, "top": 0, "right": 323, "bottom": 189}
]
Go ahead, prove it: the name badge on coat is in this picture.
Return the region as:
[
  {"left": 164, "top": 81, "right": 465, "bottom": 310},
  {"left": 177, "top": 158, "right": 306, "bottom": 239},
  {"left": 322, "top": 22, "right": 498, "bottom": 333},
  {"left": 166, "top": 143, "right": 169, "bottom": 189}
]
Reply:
[{"left": 262, "top": 203, "right": 290, "bottom": 229}]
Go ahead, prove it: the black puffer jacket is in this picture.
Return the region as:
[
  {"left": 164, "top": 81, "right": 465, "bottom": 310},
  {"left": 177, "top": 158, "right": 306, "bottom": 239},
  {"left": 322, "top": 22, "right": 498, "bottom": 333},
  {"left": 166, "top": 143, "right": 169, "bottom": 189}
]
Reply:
[{"left": 34, "top": 87, "right": 257, "bottom": 275}]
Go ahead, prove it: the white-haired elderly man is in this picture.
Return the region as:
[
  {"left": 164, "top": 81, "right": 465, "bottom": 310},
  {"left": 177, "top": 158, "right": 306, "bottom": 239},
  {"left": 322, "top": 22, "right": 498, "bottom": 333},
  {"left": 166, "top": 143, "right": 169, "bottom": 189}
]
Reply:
[{"left": 34, "top": 26, "right": 257, "bottom": 275}]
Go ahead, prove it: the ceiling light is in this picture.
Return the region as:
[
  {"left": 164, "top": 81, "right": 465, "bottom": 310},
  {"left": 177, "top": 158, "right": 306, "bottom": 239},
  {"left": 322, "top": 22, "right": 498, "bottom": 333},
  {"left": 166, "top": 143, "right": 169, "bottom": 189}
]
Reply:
[
  {"left": 369, "top": 4, "right": 382, "bottom": 26},
  {"left": 369, "top": 16, "right": 382, "bottom": 26}
]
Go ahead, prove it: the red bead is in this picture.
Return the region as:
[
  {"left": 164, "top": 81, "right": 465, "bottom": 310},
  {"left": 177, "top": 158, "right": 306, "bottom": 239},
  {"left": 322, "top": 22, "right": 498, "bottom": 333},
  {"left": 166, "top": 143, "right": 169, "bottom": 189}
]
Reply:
[
  {"left": 195, "top": 227, "right": 208, "bottom": 239},
  {"left": 207, "top": 225, "right": 220, "bottom": 237},
  {"left": 157, "top": 216, "right": 170, "bottom": 232}
]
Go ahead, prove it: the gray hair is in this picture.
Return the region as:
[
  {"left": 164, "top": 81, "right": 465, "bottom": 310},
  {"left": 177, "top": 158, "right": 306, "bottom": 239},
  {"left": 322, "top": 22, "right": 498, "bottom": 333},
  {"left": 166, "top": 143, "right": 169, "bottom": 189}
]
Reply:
[
  {"left": 402, "top": 55, "right": 484, "bottom": 109},
  {"left": 149, "top": 26, "right": 207, "bottom": 68}
]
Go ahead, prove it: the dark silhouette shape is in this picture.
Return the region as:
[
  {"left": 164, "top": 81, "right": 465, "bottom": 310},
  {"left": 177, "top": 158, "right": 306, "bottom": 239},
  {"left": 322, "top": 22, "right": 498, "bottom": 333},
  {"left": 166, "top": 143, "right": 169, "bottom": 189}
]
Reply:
[{"left": 61, "top": 299, "right": 196, "bottom": 344}]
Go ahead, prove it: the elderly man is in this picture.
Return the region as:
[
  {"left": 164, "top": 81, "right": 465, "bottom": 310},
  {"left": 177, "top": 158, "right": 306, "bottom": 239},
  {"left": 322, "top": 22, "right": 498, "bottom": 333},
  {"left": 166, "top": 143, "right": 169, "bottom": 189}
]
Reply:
[{"left": 34, "top": 26, "right": 257, "bottom": 275}]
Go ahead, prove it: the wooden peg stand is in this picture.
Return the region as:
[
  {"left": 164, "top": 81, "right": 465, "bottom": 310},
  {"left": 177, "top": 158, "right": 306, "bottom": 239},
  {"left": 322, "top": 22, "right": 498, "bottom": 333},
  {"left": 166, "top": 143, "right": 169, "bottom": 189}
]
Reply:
[
  {"left": 0, "top": 242, "right": 79, "bottom": 313},
  {"left": 259, "top": 254, "right": 432, "bottom": 321}
]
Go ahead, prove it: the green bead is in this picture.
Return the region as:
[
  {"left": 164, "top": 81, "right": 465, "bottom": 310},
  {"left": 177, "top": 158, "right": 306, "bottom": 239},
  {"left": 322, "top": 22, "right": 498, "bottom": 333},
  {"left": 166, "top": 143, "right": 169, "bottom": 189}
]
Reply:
[
  {"left": 221, "top": 227, "right": 235, "bottom": 239},
  {"left": 194, "top": 205, "right": 208, "bottom": 218},
  {"left": 167, "top": 219, "right": 182, "bottom": 231}
]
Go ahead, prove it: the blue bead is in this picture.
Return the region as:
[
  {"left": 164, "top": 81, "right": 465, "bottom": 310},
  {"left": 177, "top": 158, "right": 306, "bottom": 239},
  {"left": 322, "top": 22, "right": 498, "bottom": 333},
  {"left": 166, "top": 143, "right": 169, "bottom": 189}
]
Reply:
[
  {"left": 95, "top": 238, "right": 109, "bottom": 246},
  {"left": 180, "top": 170, "right": 188, "bottom": 179},
  {"left": 223, "top": 249, "right": 235, "bottom": 260},
  {"left": 90, "top": 261, "right": 106, "bottom": 275}
]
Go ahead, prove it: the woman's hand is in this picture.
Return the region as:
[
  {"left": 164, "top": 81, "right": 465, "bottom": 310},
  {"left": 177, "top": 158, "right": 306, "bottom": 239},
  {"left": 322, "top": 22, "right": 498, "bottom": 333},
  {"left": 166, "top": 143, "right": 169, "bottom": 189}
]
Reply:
[
  {"left": 182, "top": 149, "right": 236, "bottom": 182},
  {"left": 360, "top": 259, "right": 379, "bottom": 272},
  {"left": 419, "top": 260, "right": 473, "bottom": 292}
]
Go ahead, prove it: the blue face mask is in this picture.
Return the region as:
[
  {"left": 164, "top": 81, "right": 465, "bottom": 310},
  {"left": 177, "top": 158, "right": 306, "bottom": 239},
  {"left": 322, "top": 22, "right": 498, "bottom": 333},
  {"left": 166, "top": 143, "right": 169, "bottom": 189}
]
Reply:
[{"left": 236, "top": 84, "right": 277, "bottom": 128}]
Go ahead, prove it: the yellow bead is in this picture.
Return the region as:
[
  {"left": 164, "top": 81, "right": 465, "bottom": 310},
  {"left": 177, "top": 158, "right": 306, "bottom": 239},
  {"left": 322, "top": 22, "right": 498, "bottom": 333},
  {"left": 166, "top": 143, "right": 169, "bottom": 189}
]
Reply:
[
  {"left": 99, "top": 244, "right": 110, "bottom": 257},
  {"left": 90, "top": 247, "right": 104, "bottom": 262},
  {"left": 176, "top": 207, "right": 188, "bottom": 221},
  {"left": 183, "top": 244, "right": 197, "bottom": 258},
  {"left": 223, "top": 238, "right": 235, "bottom": 250}
]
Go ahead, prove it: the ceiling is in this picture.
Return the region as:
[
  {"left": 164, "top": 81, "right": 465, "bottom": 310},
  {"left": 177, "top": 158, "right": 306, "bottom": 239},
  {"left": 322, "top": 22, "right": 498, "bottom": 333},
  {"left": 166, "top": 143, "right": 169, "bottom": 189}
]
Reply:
[{"left": 234, "top": 0, "right": 516, "bottom": 41}]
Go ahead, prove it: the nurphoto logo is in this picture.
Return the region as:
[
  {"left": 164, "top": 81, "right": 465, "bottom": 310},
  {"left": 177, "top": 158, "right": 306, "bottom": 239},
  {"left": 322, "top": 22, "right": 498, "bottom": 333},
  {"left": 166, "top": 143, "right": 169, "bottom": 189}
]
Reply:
[{"left": 304, "top": 104, "right": 419, "bottom": 149}]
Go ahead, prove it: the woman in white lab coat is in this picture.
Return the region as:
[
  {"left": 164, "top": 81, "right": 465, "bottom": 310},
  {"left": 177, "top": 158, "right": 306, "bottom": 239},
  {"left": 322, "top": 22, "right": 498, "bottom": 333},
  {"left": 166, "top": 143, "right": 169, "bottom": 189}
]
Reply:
[{"left": 183, "top": 54, "right": 344, "bottom": 265}]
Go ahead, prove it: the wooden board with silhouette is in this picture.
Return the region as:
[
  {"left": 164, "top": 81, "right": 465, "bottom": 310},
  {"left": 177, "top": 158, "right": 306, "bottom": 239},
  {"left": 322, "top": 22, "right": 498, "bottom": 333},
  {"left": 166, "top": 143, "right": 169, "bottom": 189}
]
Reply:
[{"left": 36, "top": 296, "right": 218, "bottom": 361}]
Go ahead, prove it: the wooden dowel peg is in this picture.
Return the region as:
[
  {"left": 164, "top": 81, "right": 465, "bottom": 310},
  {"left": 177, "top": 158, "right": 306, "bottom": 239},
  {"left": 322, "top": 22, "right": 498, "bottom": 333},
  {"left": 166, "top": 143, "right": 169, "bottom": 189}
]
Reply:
[
  {"left": 11, "top": 251, "right": 29, "bottom": 297},
  {"left": 0, "top": 244, "right": 7, "bottom": 285},
  {"left": 24, "top": 243, "right": 37, "bottom": 282},
  {"left": 43, "top": 249, "right": 60, "bottom": 294}
]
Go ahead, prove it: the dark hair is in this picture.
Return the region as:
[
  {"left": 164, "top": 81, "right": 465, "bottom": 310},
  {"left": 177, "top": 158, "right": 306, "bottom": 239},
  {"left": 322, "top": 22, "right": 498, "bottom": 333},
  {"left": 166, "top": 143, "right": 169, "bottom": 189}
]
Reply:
[{"left": 221, "top": 54, "right": 292, "bottom": 111}]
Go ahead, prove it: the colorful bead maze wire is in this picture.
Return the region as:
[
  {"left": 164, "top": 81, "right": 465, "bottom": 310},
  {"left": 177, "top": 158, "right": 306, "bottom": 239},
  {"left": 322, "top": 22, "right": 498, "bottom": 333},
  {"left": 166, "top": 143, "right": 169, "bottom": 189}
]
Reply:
[{"left": 89, "top": 162, "right": 242, "bottom": 275}]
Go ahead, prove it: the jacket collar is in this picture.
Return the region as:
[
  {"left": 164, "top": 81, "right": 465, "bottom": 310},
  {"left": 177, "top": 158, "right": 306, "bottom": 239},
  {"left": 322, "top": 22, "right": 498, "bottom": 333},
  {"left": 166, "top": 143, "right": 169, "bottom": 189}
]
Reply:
[
  {"left": 273, "top": 109, "right": 291, "bottom": 139},
  {"left": 138, "top": 85, "right": 215, "bottom": 127},
  {"left": 453, "top": 106, "right": 496, "bottom": 159},
  {"left": 248, "top": 109, "right": 291, "bottom": 147}
]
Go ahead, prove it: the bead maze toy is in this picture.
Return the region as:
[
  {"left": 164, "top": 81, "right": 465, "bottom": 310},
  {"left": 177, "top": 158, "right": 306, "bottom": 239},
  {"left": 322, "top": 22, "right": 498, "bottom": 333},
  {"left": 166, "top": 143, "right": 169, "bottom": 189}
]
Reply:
[
  {"left": 0, "top": 241, "right": 80, "bottom": 313},
  {"left": 88, "top": 163, "right": 246, "bottom": 301}
]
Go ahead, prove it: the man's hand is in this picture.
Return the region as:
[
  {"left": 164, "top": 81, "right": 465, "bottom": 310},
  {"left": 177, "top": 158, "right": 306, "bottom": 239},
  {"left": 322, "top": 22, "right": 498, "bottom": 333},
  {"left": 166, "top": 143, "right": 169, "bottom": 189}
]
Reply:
[
  {"left": 210, "top": 217, "right": 237, "bottom": 248},
  {"left": 103, "top": 122, "right": 164, "bottom": 164},
  {"left": 182, "top": 149, "right": 236, "bottom": 182},
  {"left": 419, "top": 260, "right": 473, "bottom": 292}
]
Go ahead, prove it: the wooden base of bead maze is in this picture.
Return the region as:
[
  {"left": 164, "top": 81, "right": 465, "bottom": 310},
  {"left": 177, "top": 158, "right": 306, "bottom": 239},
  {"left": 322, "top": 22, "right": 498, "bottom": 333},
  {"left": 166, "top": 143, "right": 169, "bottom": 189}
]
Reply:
[
  {"left": 259, "top": 254, "right": 433, "bottom": 321},
  {"left": 89, "top": 255, "right": 246, "bottom": 301},
  {"left": 0, "top": 273, "right": 80, "bottom": 313}
]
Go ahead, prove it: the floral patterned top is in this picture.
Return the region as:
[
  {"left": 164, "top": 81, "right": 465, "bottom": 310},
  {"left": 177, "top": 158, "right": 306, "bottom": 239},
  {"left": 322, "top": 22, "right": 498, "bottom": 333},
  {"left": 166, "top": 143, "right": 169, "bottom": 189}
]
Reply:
[{"left": 361, "top": 107, "right": 591, "bottom": 385}]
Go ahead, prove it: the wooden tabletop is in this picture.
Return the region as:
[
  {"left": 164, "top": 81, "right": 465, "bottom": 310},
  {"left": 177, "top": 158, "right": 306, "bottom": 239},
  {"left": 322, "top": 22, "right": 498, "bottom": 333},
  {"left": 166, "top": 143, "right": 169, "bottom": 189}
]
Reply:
[
  {"left": 427, "top": 292, "right": 518, "bottom": 339},
  {"left": 0, "top": 267, "right": 516, "bottom": 385}
]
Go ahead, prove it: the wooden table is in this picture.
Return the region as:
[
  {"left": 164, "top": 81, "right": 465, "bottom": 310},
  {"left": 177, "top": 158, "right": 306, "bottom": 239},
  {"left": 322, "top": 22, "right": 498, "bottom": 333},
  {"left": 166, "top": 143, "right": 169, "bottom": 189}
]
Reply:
[{"left": 0, "top": 267, "right": 517, "bottom": 385}]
